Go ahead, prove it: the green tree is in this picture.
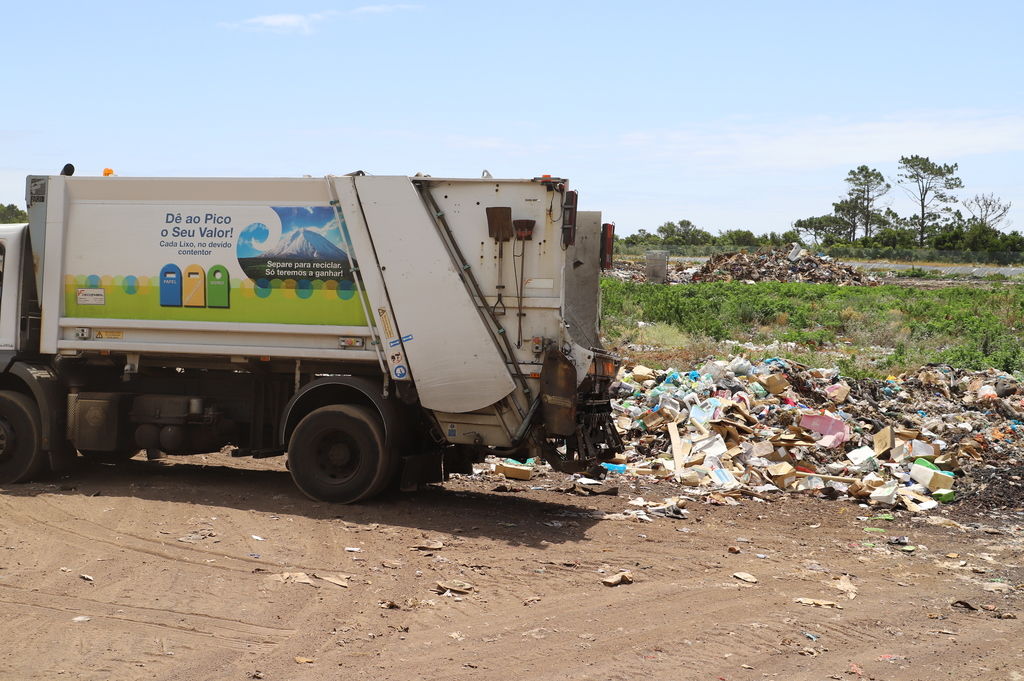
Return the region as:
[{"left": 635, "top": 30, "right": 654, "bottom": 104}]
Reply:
[
  {"left": 620, "top": 228, "right": 662, "bottom": 248},
  {"left": 0, "top": 204, "right": 28, "bottom": 223},
  {"left": 793, "top": 215, "right": 848, "bottom": 246},
  {"left": 777, "top": 228, "right": 802, "bottom": 245},
  {"left": 656, "top": 219, "right": 715, "bottom": 246},
  {"left": 831, "top": 198, "right": 860, "bottom": 242},
  {"left": 961, "top": 221, "right": 1003, "bottom": 251},
  {"left": 716, "top": 229, "right": 759, "bottom": 247},
  {"left": 841, "top": 165, "right": 891, "bottom": 239},
  {"left": 866, "top": 226, "right": 917, "bottom": 249},
  {"left": 928, "top": 215, "right": 966, "bottom": 250},
  {"left": 999, "top": 231, "right": 1024, "bottom": 252},
  {"left": 896, "top": 155, "right": 963, "bottom": 246}
]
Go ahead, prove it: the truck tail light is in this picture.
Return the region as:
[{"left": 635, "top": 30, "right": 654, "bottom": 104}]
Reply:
[
  {"left": 589, "top": 355, "right": 617, "bottom": 378},
  {"left": 561, "top": 190, "right": 578, "bottom": 247}
]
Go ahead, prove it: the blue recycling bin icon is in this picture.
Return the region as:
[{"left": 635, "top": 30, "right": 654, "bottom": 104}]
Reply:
[{"left": 160, "top": 264, "right": 183, "bottom": 307}]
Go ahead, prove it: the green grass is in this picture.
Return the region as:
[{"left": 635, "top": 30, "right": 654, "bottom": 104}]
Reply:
[{"left": 601, "top": 279, "right": 1024, "bottom": 376}]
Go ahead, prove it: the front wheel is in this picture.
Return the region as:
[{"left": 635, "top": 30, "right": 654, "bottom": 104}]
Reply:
[
  {"left": 287, "top": 404, "right": 394, "bottom": 503},
  {"left": 0, "top": 391, "right": 46, "bottom": 484}
]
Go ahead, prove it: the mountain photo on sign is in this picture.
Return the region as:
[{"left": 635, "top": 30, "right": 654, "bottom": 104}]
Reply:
[{"left": 236, "top": 206, "right": 355, "bottom": 282}]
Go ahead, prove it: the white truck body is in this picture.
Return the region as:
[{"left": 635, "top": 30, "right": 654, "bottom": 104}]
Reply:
[{"left": 0, "top": 172, "right": 620, "bottom": 501}]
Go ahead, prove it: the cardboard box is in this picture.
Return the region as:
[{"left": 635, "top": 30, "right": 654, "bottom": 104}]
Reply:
[
  {"left": 910, "top": 463, "right": 954, "bottom": 492},
  {"left": 631, "top": 365, "right": 655, "bottom": 382},
  {"left": 675, "top": 469, "right": 701, "bottom": 486},
  {"left": 641, "top": 410, "right": 667, "bottom": 430},
  {"left": 869, "top": 481, "right": 898, "bottom": 506},
  {"left": 846, "top": 445, "right": 877, "bottom": 471},
  {"left": 758, "top": 374, "right": 791, "bottom": 395},
  {"left": 767, "top": 462, "right": 797, "bottom": 489},
  {"left": 873, "top": 426, "right": 895, "bottom": 455},
  {"left": 800, "top": 412, "right": 850, "bottom": 448},
  {"left": 496, "top": 462, "right": 534, "bottom": 481},
  {"left": 749, "top": 440, "right": 776, "bottom": 460},
  {"left": 907, "top": 439, "right": 938, "bottom": 461},
  {"left": 825, "top": 382, "right": 850, "bottom": 403}
]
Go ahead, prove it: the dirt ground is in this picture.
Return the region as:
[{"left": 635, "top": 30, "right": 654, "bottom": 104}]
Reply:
[{"left": 1, "top": 453, "right": 1021, "bottom": 681}]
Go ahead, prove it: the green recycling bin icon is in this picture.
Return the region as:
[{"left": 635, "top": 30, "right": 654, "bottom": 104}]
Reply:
[{"left": 207, "top": 265, "right": 230, "bottom": 308}]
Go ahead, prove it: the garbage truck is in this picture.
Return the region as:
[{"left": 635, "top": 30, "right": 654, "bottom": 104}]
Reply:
[{"left": 0, "top": 170, "right": 622, "bottom": 502}]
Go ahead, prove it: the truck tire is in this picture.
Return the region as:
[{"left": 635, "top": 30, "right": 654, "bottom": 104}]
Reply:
[
  {"left": 287, "top": 404, "right": 392, "bottom": 503},
  {"left": 0, "top": 391, "right": 46, "bottom": 484}
]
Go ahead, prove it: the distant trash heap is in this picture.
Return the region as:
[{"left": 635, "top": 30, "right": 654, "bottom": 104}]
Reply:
[
  {"left": 692, "top": 245, "right": 877, "bottom": 286},
  {"left": 589, "top": 357, "right": 1022, "bottom": 512},
  {"left": 608, "top": 245, "right": 878, "bottom": 286}
]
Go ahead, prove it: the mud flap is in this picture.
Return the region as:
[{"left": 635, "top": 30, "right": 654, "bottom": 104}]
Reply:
[
  {"left": 540, "top": 346, "right": 577, "bottom": 437},
  {"left": 399, "top": 452, "right": 443, "bottom": 491}
]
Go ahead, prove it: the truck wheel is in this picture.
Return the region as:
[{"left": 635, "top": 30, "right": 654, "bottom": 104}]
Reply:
[
  {"left": 288, "top": 404, "right": 392, "bottom": 503},
  {"left": 0, "top": 391, "right": 46, "bottom": 484}
]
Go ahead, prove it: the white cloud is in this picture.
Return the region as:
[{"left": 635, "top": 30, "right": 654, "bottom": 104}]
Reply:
[
  {"left": 221, "top": 12, "right": 335, "bottom": 34},
  {"left": 351, "top": 4, "right": 420, "bottom": 13},
  {"left": 222, "top": 5, "right": 419, "bottom": 33},
  {"left": 614, "top": 111, "right": 1024, "bottom": 173}
]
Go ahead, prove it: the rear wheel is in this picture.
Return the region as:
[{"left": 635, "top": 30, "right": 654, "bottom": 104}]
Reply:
[
  {"left": 288, "top": 404, "right": 394, "bottom": 503},
  {"left": 0, "top": 391, "right": 46, "bottom": 484}
]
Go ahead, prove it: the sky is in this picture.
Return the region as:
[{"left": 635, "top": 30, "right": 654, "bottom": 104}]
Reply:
[{"left": 2, "top": 1, "right": 1022, "bottom": 235}]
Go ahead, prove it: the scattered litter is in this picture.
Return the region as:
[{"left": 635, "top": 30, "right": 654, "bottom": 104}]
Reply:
[
  {"left": 315, "top": 573, "right": 353, "bottom": 588},
  {"left": 411, "top": 540, "right": 444, "bottom": 551},
  {"left": 294, "top": 656, "right": 315, "bottom": 664},
  {"left": 983, "top": 582, "right": 1012, "bottom": 593},
  {"left": 435, "top": 579, "right": 475, "bottom": 594},
  {"left": 602, "top": 570, "right": 634, "bottom": 587},
  {"left": 250, "top": 535, "right": 265, "bottom": 541},
  {"left": 71, "top": 615, "right": 91, "bottom": 622},
  {"left": 177, "top": 528, "right": 217, "bottom": 543},
  {"left": 267, "top": 572, "right": 317, "bottom": 587},
  {"left": 79, "top": 574, "right": 94, "bottom": 582},
  {"left": 795, "top": 598, "right": 843, "bottom": 609},
  {"left": 832, "top": 575, "right": 858, "bottom": 599},
  {"left": 733, "top": 572, "right": 758, "bottom": 584}
]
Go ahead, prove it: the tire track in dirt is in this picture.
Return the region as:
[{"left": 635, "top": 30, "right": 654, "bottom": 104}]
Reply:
[
  {"left": 381, "top": 568, "right": 894, "bottom": 681},
  {"left": 0, "top": 583, "right": 293, "bottom": 652},
  {"left": 0, "top": 497, "right": 335, "bottom": 574}
]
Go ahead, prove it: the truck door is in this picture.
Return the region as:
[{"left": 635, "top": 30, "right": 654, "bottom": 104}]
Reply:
[{"left": 0, "top": 225, "right": 25, "bottom": 354}]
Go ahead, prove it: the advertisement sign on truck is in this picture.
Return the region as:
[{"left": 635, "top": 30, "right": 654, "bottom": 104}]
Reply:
[{"left": 63, "top": 204, "right": 367, "bottom": 326}]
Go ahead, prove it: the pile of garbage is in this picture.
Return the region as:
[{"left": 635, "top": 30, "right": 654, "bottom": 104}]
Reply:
[
  {"left": 589, "top": 357, "right": 1023, "bottom": 513},
  {"left": 605, "top": 259, "right": 697, "bottom": 285},
  {"left": 691, "top": 245, "right": 877, "bottom": 286}
]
